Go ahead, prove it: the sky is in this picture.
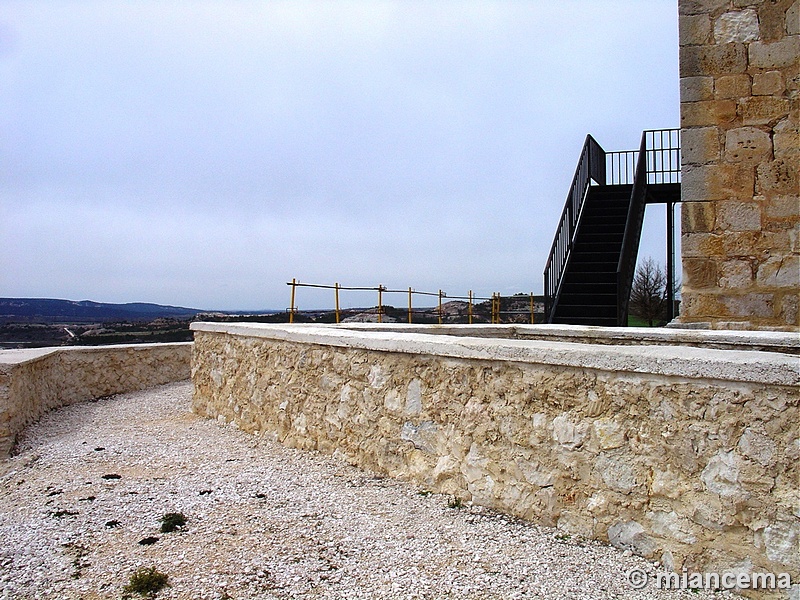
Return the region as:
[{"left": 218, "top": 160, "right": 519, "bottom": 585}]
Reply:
[{"left": 0, "top": 1, "right": 680, "bottom": 311}]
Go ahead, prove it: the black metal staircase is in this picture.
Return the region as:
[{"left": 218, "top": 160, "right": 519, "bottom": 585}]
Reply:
[{"left": 543, "top": 129, "right": 681, "bottom": 326}]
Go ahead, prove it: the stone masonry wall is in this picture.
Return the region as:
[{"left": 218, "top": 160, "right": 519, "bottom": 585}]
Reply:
[
  {"left": 0, "top": 343, "right": 192, "bottom": 457},
  {"left": 191, "top": 328, "right": 799, "bottom": 594},
  {"left": 679, "top": 0, "right": 799, "bottom": 330}
]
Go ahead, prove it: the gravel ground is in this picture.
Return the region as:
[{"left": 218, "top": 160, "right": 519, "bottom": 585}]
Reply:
[{"left": 0, "top": 381, "right": 737, "bottom": 600}]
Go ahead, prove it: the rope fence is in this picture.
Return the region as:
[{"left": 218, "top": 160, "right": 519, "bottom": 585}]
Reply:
[{"left": 286, "top": 279, "right": 541, "bottom": 325}]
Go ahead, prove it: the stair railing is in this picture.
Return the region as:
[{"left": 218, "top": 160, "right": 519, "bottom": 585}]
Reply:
[
  {"left": 616, "top": 129, "right": 681, "bottom": 325},
  {"left": 543, "top": 135, "right": 605, "bottom": 322}
]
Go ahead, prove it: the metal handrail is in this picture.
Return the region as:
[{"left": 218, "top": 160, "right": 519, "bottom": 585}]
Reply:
[
  {"left": 543, "top": 135, "right": 605, "bottom": 322},
  {"left": 616, "top": 128, "right": 681, "bottom": 325},
  {"left": 544, "top": 128, "right": 680, "bottom": 326},
  {"left": 286, "top": 279, "right": 540, "bottom": 325}
]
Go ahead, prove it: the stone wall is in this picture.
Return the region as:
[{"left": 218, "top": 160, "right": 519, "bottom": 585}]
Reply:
[
  {"left": 678, "top": 0, "right": 799, "bottom": 330},
  {"left": 191, "top": 323, "right": 799, "bottom": 595},
  {"left": 0, "top": 343, "right": 192, "bottom": 457}
]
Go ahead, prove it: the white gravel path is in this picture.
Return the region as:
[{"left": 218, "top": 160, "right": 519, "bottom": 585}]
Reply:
[{"left": 0, "top": 381, "right": 737, "bottom": 600}]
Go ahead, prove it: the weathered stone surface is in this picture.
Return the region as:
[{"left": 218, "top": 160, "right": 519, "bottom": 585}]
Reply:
[
  {"left": 725, "top": 127, "right": 773, "bottom": 163},
  {"left": 738, "top": 427, "right": 778, "bottom": 467},
  {"left": 772, "top": 118, "right": 800, "bottom": 159},
  {"left": 749, "top": 37, "right": 800, "bottom": 68},
  {"left": 680, "top": 13, "right": 713, "bottom": 45},
  {"left": 190, "top": 324, "right": 799, "bottom": 586},
  {"left": 740, "top": 96, "right": 792, "bottom": 126},
  {"left": 717, "top": 200, "right": 762, "bottom": 231},
  {"left": 681, "top": 99, "right": 738, "bottom": 127},
  {"left": 682, "top": 163, "right": 757, "bottom": 204},
  {"left": 680, "top": 75, "right": 715, "bottom": 102},
  {"left": 756, "top": 159, "right": 798, "bottom": 195},
  {"left": 680, "top": 0, "right": 735, "bottom": 17},
  {"left": 752, "top": 71, "right": 786, "bottom": 96},
  {"left": 721, "top": 292, "right": 776, "bottom": 318},
  {"left": 762, "top": 519, "right": 800, "bottom": 568},
  {"left": 757, "top": 255, "right": 800, "bottom": 288},
  {"left": 685, "top": 257, "right": 719, "bottom": 287},
  {"left": 680, "top": 43, "right": 749, "bottom": 77},
  {"left": 714, "top": 73, "right": 752, "bottom": 98},
  {"left": 787, "top": 1, "right": 800, "bottom": 35},
  {"left": 719, "top": 259, "right": 753, "bottom": 288},
  {"left": 681, "top": 201, "right": 716, "bottom": 232},
  {"left": 607, "top": 521, "right": 658, "bottom": 558},
  {"left": 682, "top": 126, "right": 721, "bottom": 164},
  {"left": 714, "top": 9, "right": 760, "bottom": 43}
]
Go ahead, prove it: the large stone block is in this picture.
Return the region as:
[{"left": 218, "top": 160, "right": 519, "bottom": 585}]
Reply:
[
  {"left": 682, "top": 164, "right": 725, "bottom": 202},
  {"left": 772, "top": 117, "right": 800, "bottom": 158},
  {"left": 780, "top": 292, "right": 799, "bottom": 325},
  {"left": 714, "top": 73, "right": 752, "bottom": 98},
  {"left": 757, "top": 255, "right": 800, "bottom": 288},
  {"left": 680, "top": 43, "right": 749, "bottom": 77},
  {"left": 681, "top": 231, "right": 725, "bottom": 257},
  {"left": 684, "top": 257, "right": 719, "bottom": 287},
  {"left": 764, "top": 195, "right": 800, "bottom": 220},
  {"left": 718, "top": 200, "right": 762, "bottom": 231},
  {"left": 683, "top": 161, "right": 757, "bottom": 204},
  {"left": 682, "top": 200, "right": 717, "bottom": 232},
  {"left": 749, "top": 37, "right": 800, "bottom": 68},
  {"left": 714, "top": 9, "right": 761, "bottom": 43},
  {"left": 739, "top": 96, "right": 791, "bottom": 126},
  {"left": 681, "top": 99, "right": 738, "bottom": 127},
  {"left": 719, "top": 230, "right": 766, "bottom": 256},
  {"left": 680, "top": 0, "right": 734, "bottom": 17},
  {"left": 724, "top": 126, "right": 773, "bottom": 163},
  {"left": 681, "top": 13, "right": 713, "bottom": 45},
  {"left": 682, "top": 126, "right": 721, "bottom": 164},
  {"left": 721, "top": 292, "right": 776, "bottom": 318},
  {"left": 757, "top": 0, "right": 797, "bottom": 41},
  {"left": 681, "top": 76, "right": 715, "bottom": 102},
  {"left": 719, "top": 259, "right": 754, "bottom": 288},
  {"left": 752, "top": 70, "right": 786, "bottom": 95},
  {"left": 756, "top": 159, "right": 798, "bottom": 195}
]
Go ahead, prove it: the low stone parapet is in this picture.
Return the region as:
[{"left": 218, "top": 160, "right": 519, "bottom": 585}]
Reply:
[
  {"left": 0, "top": 343, "right": 192, "bottom": 457},
  {"left": 191, "top": 322, "right": 799, "bottom": 593}
]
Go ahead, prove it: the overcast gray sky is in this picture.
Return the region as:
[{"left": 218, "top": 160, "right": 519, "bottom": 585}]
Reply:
[{"left": 1, "top": 1, "right": 679, "bottom": 311}]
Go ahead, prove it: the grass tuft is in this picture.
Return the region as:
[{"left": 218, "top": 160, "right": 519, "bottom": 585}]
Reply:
[
  {"left": 123, "top": 566, "right": 168, "bottom": 597},
  {"left": 160, "top": 512, "right": 186, "bottom": 533}
]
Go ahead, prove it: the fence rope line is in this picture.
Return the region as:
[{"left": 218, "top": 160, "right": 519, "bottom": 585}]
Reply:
[{"left": 286, "top": 279, "right": 540, "bottom": 325}]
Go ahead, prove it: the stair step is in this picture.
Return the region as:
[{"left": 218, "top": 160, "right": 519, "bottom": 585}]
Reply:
[
  {"left": 570, "top": 255, "right": 619, "bottom": 265},
  {"left": 560, "top": 282, "right": 616, "bottom": 294},
  {"left": 555, "top": 305, "right": 617, "bottom": 318},
  {"left": 572, "top": 242, "right": 623, "bottom": 253},
  {"left": 552, "top": 316, "right": 618, "bottom": 326}
]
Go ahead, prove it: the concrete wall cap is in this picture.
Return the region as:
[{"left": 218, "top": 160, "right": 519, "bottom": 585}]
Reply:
[
  {"left": 190, "top": 323, "right": 798, "bottom": 387},
  {"left": 0, "top": 342, "right": 193, "bottom": 366}
]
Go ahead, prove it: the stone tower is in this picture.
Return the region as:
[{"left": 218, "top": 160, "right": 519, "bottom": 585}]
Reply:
[{"left": 678, "top": 0, "right": 799, "bottom": 330}]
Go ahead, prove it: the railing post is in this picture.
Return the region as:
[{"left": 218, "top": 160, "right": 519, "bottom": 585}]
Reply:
[
  {"left": 378, "top": 285, "right": 383, "bottom": 324},
  {"left": 289, "top": 278, "right": 296, "bottom": 324},
  {"left": 530, "top": 292, "right": 535, "bottom": 324},
  {"left": 468, "top": 290, "right": 473, "bottom": 325},
  {"left": 438, "top": 290, "right": 443, "bottom": 325},
  {"left": 408, "top": 287, "right": 413, "bottom": 324},
  {"left": 667, "top": 201, "right": 676, "bottom": 321},
  {"left": 334, "top": 282, "right": 340, "bottom": 324}
]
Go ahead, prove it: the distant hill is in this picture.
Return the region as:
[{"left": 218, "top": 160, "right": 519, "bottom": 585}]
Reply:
[{"left": 0, "top": 298, "right": 204, "bottom": 323}]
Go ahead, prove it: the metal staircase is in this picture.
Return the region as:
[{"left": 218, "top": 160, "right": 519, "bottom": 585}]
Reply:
[{"left": 543, "top": 129, "right": 681, "bottom": 326}]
